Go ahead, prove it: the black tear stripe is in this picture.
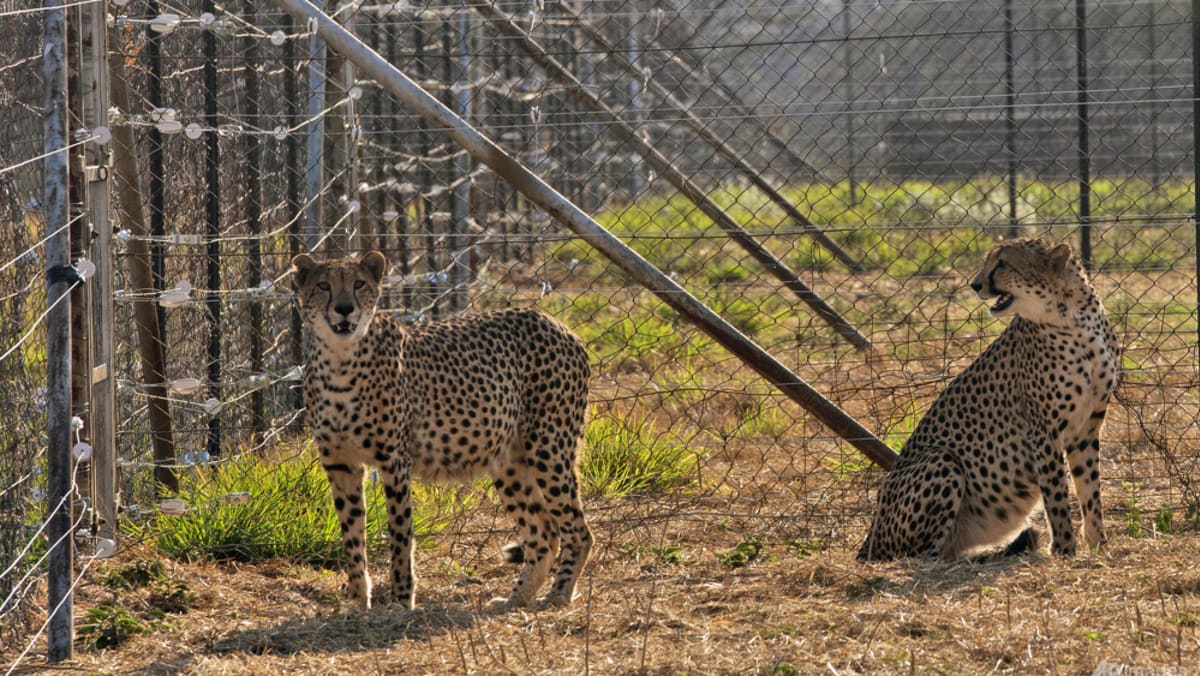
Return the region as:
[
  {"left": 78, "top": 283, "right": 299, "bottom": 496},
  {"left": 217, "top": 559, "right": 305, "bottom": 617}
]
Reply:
[{"left": 323, "top": 463, "right": 354, "bottom": 473}]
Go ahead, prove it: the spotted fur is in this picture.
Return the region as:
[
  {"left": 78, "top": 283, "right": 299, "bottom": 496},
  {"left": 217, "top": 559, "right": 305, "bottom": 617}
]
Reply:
[
  {"left": 292, "top": 251, "right": 593, "bottom": 610},
  {"left": 858, "top": 238, "right": 1119, "bottom": 561}
]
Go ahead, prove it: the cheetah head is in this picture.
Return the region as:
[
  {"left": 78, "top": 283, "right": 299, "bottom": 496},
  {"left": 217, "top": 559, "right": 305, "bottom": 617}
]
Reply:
[
  {"left": 291, "top": 251, "right": 387, "bottom": 345},
  {"left": 970, "top": 238, "right": 1084, "bottom": 324}
]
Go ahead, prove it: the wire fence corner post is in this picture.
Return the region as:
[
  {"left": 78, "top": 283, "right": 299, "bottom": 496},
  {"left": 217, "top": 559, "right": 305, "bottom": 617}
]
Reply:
[
  {"left": 81, "top": 0, "right": 117, "bottom": 544},
  {"left": 43, "top": 0, "right": 75, "bottom": 661}
]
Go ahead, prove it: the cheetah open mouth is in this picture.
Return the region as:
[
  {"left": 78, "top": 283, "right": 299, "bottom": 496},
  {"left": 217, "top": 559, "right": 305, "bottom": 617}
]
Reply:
[
  {"left": 991, "top": 292, "right": 1014, "bottom": 313},
  {"left": 331, "top": 320, "right": 354, "bottom": 335}
]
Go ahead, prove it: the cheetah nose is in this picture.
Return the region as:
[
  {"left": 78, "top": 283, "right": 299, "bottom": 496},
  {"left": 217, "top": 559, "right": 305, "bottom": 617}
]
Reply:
[
  {"left": 333, "top": 303, "right": 354, "bottom": 318},
  {"left": 969, "top": 280, "right": 982, "bottom": 293}
]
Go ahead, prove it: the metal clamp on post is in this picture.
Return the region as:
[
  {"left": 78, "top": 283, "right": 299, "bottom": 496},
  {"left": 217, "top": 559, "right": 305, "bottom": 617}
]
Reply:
[{"left": 46, "top": 264, "right": 84, "bottom": 287}]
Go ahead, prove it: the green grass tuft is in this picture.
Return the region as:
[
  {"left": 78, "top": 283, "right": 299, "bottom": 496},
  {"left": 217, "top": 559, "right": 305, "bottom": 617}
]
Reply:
[
  {"left": 126, "top": 451, "right": 476, "bottom": 566},
  {"left": 581, "top": 411, "right": 701, "bottom": 498}
]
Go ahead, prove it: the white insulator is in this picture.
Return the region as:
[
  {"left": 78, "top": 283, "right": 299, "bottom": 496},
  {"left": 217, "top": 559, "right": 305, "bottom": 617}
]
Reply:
[
  {"left": 72, "top": 442, "right": 94, "bottom": 463},
  {"left": 75, "top": 258, "right": 96, "bottom": 281},
  {"left": 158, "top": 280, "right": 193, "bottom": 308},
  {"left": 149, "top": 14, "right": 181, "bottom": 35},
  {"left": 156, "top": 119, "right": 183, "bottom": 134},
  {"left": 168, "top": 377, "right": 202, "bottom": 395},
  {"left": 202, "top": 398, "right": 222, "bottom": 416},
  {"left": 159, "top": 498, "right": 188, "bottom": 515},
  {"left": 94, "top": 538, "right": 117, "bottom": 559}
]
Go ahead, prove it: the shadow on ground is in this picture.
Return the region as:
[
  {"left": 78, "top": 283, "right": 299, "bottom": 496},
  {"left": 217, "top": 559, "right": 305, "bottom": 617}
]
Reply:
[{"left": 209, "top": 603, "right": 480, "bottom": 656}]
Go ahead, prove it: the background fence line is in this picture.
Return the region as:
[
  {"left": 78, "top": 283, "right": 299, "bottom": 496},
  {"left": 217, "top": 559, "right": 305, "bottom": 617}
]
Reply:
[{"left": 1, "top": 0, "right": 1199, "bottom": 665}]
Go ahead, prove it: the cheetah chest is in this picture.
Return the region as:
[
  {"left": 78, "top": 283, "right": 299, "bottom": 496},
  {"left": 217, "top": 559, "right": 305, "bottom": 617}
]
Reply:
[
  {"left": 306, "top": 360, "right": 404, "bottom": 468},
  {"left": 1024, "top": 322, "right": 1116, "bottom": 440}
]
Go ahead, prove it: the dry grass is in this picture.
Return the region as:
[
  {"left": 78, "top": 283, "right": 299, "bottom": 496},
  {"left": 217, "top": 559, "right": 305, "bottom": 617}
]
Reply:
[{"left": 6, "top": 506, "right": 1200, "bottom": 675}]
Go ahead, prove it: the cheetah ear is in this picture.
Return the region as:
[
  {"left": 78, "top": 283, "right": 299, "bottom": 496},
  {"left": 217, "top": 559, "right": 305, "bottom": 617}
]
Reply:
[
  {"left": 291, "top": 254, "right": 317, "bottom": 289},
  {"left": 359, "top": 250, "right": 387, "bottom": 285},
  {"left": 1048, "top": 242, "right": 1073, "bottom": 272}
]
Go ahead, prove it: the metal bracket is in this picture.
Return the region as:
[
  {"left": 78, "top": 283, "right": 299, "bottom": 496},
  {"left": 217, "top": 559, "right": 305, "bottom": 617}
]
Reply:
[{"left": 85, "top": 164, "right": 110, "bottom": 182}]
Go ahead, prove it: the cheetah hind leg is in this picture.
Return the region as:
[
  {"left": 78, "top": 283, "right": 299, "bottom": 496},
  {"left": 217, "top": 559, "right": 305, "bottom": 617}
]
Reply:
[
  {"left": 487, "top": 461, "right": 555, "bottom": 610},
  {"left": 859, "top": 451, "right": 965, "bottom": 561},
  {"left": 498, "top": 496, "right": 590, "bottom": 608},
  {"left": 539, "top": 459, "right": 591, "bottom": 607}
]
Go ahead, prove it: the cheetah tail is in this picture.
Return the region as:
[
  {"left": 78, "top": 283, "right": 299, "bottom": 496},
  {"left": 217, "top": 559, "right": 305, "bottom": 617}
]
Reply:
[{"left": 501, "top": 543, "right": 524, "bottom": 564}]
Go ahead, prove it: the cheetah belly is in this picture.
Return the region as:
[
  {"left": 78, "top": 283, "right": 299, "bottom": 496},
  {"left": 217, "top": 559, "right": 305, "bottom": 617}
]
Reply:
[
  {"left": 409, "top": 421, "right": 516, "bottom": 482},
  {"left": 406, "top": 386, "right": 523, "bottom": 483}
]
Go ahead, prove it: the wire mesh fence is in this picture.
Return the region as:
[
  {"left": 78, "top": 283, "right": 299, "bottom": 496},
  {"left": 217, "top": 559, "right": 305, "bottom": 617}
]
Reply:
[{"left": 2, "top": 0, "right": 1199, "bottom": 661}]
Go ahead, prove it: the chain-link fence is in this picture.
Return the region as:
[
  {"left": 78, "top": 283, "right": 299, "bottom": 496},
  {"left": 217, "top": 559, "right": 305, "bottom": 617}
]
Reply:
[
  {"left": 3, "top": 0, "right": 1199, "bottom": 654},
  {"left": 1, "top": 5, "right": 56, "bottom": 647}
]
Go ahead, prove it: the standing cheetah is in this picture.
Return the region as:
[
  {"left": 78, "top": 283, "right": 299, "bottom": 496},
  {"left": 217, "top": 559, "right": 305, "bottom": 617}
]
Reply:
[
  {"left": 858, "top": 238, "right": 1119, "bottom": 561},
  {"left": 292, "top": 251, "right": 593, "bottom": 609}
]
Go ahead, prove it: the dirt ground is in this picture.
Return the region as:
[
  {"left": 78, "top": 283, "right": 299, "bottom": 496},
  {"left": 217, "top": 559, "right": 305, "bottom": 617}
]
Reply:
[{"left": 6, "top": 520, "right": 1199, "bottom": 675}]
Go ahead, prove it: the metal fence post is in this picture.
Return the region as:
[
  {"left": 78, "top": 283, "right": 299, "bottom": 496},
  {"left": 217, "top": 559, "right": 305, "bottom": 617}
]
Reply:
[
  {"left": 82, "top": 0, "right": 116, "bottom": 542},
  {"left": 244, "top": 0, "right": 266, "bottom": 444},
  {"left": 1075, "top": 0, "right": 1092, "bottom": 268},
  {"left": 304, "top": 0, "right": 327, "bottom": 251},
  {"left": 1193, "top": 0, "right": 1200, "bottom": 359},
  {"left": 1004, "top": 0, "right": 1019, "bottom": 237},
  {"left": 203, "top": 0, "right": 223, "bottom": 461},
  {"left": 43, "top": 0, "right": 75, "bottom": 661},
  {"left": 147, "top": 0, "right": 168, "bottom": 346},
  {"left": 451, "top": 5, "right": 473, "bottom": 311},
  {"left": 841, "top": 0, "right": 858, "bottom": 204},
  {"left": 66, "top": 0, "right": 95, "bottom": 538}
]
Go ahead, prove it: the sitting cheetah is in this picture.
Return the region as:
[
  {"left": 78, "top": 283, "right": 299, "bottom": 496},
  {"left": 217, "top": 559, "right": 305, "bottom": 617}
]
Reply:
[
  {"left": 292, "top": 251, "right": 593, "bottom": 610},
  {"left": 858, "top": 238, "right": 1119, "bottom": 561}
]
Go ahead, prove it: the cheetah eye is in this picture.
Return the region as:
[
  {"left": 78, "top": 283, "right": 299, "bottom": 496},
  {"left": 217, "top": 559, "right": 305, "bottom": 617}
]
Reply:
[
  {"left": 353, "top": 280, "right": 366, "bottom": 290},
  {"left": 317, "top": 281, "right": 331, "bottom": 292}
]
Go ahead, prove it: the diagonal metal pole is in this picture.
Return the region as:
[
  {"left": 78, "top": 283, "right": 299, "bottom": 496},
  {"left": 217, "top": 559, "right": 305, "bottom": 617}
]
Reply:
[
  {"left": 546, "top": 0, "right": 863, "bottom": 274},
  {"left": 270, "top": 0, "right": 897, "bottom": 469},
  {"left": 472, "top": 1, "right": 874, "bottom": 354}
]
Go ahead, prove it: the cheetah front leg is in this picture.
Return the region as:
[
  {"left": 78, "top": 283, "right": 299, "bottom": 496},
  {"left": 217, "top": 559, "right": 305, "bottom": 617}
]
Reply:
[
  {"left": 1065, "top": 408, "right": 1107, "bottom": 550},
  {"left": 1033, "top": 435, "right": 1078, "bottom": 557},
  {"left": 379, "top": 457, "right": 417, "bottom": 610},
  {"left": 324, "top": 461, "right": 372, "bottom": 609}
]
